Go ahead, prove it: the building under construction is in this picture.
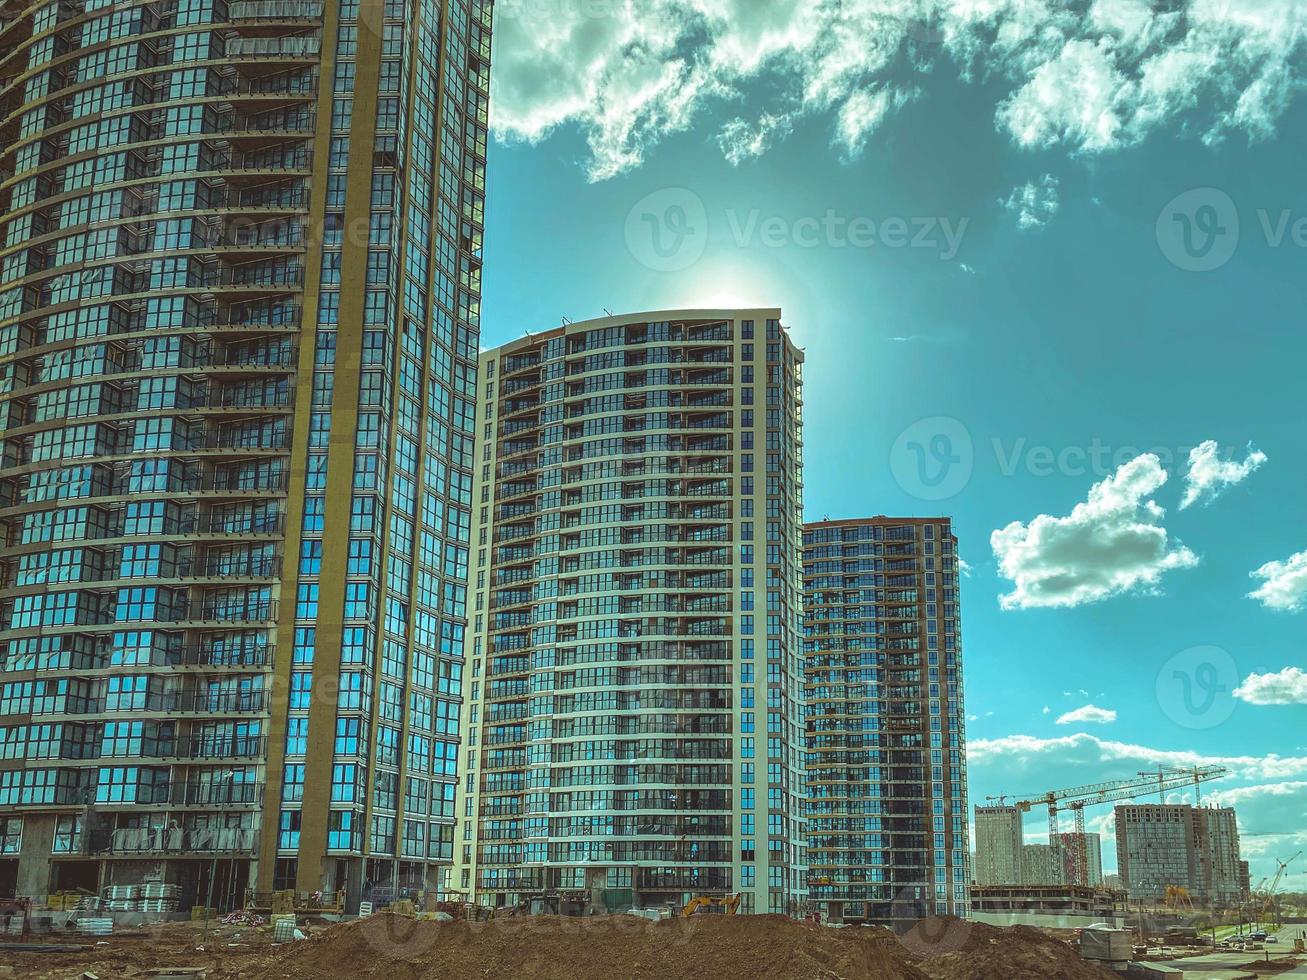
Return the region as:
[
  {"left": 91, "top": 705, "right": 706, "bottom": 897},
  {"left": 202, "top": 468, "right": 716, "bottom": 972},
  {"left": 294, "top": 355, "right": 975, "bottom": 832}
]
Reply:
[
  {"left": 974, "top": 768, "right": 1230, "bottom": 901},
  {"left": 1115, "top": 804, "right": 1245, "bottom": 907}
]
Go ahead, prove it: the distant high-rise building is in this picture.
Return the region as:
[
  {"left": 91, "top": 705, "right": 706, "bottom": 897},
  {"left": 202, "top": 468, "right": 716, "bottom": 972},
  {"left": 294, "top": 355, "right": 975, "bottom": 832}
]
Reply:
[
  {"left": 0, "top": 0, "right": 494, "bottom": 907},
  {"left": 1021, "top": 843, "right": 1065, "bottom": 885},
  {"left": 974, "top": 805, "right": 1023, "bottom": 885},
  {"left": 1115, "top": 804, "right": 1244, "bottom": 906},
  {"left": 804, "top": 517, "right": 968, "bottom": 926},
  {"left": 455, "top": 310, "right": 807, "bottom": 915},
  {"left": 1055, "top": 831, "right": 1104, "bottom": 886}
]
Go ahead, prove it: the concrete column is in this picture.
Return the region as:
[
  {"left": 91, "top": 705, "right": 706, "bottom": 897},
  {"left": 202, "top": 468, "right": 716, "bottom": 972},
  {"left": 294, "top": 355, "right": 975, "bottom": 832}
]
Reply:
[{"left": 15, "top": 815, "right": 55, "bottom": 898}]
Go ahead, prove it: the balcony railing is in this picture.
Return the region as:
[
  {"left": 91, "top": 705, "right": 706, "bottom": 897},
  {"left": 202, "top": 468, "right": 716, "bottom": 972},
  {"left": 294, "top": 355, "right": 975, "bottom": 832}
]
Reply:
[
  {"left": 229, "top": 0, "right": 324, "bottom": 18},
  {"left": 92, "top": 826, "right": 258, "bottom": 855},
  {"left": 227, "top": 36, "right": 321, "bottom": 58}
]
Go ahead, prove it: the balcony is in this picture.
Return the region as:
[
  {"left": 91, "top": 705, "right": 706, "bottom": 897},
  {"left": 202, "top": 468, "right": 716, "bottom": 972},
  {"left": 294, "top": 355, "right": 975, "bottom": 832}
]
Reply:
[
  {"left": 92, "top": 825, "right": 258, "bottom": 856},
  {"left": 226, "top": 36, "right": 321, "bottom": 59}
]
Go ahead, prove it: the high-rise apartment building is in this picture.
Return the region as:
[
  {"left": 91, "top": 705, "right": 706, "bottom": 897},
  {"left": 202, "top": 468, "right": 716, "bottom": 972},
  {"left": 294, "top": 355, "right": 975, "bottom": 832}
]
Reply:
[
  {"left": 0, "top": 0, "right": 493, "bottom": 907},
  {"left": 456, "top": 310, "right": 807, "bottom": 915},
  {"left": 974, "top": 805, "right": 1023, "bottom": 885},
  {"left": 1115, "top": 804, "right": 1244, "bottom": 906},
  {"left": 1054, "top": 831, "right": 1103, "bottom": 887},
  {"left": 1020, "top": 843, "right": 1063, "bottom": 885},
  {"left": 803, "top": 517, "right": 968, "bottom": 926}
]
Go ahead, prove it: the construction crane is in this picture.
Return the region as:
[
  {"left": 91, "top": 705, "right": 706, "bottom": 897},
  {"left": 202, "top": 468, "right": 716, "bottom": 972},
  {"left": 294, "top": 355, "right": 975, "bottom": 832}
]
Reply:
[
  {"left": 1263, "top": 851, "right": 1302, "bottom": 925},
  {"left": 1004, "top": 766, "right": 1229, "bottom": 887}
]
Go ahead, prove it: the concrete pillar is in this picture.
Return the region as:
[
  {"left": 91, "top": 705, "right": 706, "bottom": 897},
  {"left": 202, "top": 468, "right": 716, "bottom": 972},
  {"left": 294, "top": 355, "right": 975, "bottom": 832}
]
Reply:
[{"left": 15, "top": 815, "right": 55, "bottom": 899}]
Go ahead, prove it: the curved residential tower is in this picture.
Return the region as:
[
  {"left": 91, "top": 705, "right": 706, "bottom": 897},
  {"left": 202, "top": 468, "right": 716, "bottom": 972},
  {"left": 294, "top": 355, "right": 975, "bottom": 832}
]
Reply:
[
  {"left": 457, "top": 310, "right": 807, "bottom": 915},
  {"left": 0, "top": 0, "right": 491, "bottom": 907}
]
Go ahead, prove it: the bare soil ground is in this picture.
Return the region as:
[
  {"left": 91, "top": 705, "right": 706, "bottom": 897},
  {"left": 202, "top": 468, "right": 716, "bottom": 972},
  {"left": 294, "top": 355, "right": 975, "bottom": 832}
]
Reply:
[{"left": 0, "top": 912, "right": 1122, "bottom": 980}]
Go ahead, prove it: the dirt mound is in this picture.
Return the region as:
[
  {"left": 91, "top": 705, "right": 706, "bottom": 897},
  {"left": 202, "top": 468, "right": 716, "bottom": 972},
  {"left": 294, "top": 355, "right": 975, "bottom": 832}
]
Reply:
[
  {"left": 906, "top": 918, "right": 1117, "bottom": 980},
  {"left": 235, "top": 913, "right": 932, "bottom": 980}
]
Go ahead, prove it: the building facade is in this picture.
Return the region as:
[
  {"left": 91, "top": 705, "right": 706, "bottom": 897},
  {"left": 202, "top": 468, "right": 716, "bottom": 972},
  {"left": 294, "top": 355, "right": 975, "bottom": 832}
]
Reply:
[
  {"left": 455, "top": 310, "right": 807, "bottom": 915},
  {"left": 1055, "top": 831, "right": 1103, "bottom": 887},
  {"left": 0, "top": 0, "right": 492, "bottom": 907},
  {"left": 1021, "top": 843, "right": 1063, "bottom": 886},
  {"left": 974, "top": 805, "right": 1023, "bottom": 885},
  {"left": 1115, "top": 804, "right": 1244, "bottom": 907},
  {"left": 803, "top": 517, "right": 968, "bottom": 926}
]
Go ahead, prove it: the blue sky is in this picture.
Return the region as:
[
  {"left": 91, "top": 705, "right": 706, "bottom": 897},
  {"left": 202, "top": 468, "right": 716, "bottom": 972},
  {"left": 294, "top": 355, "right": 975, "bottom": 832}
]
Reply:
[{"left": 481, "top": 1, "right": 1307, "bottom": 883}]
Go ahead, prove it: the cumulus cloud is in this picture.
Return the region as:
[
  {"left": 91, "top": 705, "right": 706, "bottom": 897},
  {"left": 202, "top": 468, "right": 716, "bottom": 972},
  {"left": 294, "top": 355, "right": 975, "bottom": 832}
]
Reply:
[
  {"left": 991, "top": 454, "right": 1198, "bottom": 610},
  {"left": 490, "top": 1, "right": 1307, "bottom": 179},
  {"left": 1234, "top": 666, "right": 1307, "bottom": 705},
  {"left": 1180, "top": 440, "right": 1268, "bottom": 509},
  {"left": 1248, "top": 549, "right": 1307, "bottom": 612},
  {"left": 968, "top": 732, "right": 1307, "bottom": 782},
  {"left": 1056, "top": 703, "right": 1117, "bottom": 725},
  {"left": 1000, "top": 174, "right": 1060, "bottom": 229}
]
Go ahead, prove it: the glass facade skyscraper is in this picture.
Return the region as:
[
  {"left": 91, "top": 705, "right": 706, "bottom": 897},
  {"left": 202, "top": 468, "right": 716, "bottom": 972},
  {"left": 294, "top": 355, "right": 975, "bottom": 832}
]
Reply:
[
  {"left": 803, "top": 517, "right": 968, "bottom": 926},
  {"left": 457, "top": 310, "right": 808, "bottom": 915},
  {"left": 0, "top": 0, "right": 491, "bottom": 907}
]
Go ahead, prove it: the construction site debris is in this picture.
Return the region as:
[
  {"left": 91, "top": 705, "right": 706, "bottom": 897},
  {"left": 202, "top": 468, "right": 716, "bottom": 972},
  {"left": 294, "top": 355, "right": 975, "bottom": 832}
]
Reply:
[
  {"left": 0, "top": 912, "right": 1174, "bottom": 980},
  {"left": 909, "top": 919, "right": 1119, "bottom": 980},
  {"left": 236, "top": 913, "right": 930, "bottom": 980}
]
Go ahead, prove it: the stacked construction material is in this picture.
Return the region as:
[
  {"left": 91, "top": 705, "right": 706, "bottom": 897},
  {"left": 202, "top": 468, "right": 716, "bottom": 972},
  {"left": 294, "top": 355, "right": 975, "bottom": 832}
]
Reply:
[
  {"left": 78, "top": 917, "right": 114, "bottom": 935},
  {"left": 140, "top": 882, "right": 180, "bottom": 913},
  {"left": 103, "top": 884, "right": 141, "bottom": 912}
]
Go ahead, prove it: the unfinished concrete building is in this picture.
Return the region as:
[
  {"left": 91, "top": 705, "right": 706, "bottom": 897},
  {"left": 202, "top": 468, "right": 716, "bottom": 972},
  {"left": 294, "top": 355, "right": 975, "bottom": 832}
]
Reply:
[
  {"left": 1115, "top": 804, "right": 1244, "bottom": 907},
  {"left": 974, "top": 805, "right": 1023, "bottom": 885},
  {"left": 1055, "top": 832, "right": 1103, "bottom": 887}
]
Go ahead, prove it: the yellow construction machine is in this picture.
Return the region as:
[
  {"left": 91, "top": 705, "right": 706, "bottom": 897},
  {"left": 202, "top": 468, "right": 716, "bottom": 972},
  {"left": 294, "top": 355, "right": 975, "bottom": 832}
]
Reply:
[{"left": 681, "top": 893, "right": 742, "bottom": 916}]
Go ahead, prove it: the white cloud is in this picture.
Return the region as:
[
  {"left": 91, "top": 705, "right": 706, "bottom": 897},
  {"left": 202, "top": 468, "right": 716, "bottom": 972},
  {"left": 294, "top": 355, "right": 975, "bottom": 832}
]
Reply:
[
  {"left": 1248, "top": 549, "right": 1307, "bottom": 612},
  {"left": 490, "top": 1, "right": 1307, "bottom": 179},
  {"left": 991, "top": 454, "right": 1198, "bottom": 610},
  {"left": 1234, "top": 666, "right": 1307, "bottom": 705},
  {"left": 968, "top": 732, "right": 1307, "bottom": 782},
  {"left": 1041, "top": 705, "right": 1051, "bottom": 715},
  {"left": 999, "top": 40, "right": 1128, "bottom": 151},
  {"left": 717, "top": 113, "right": 793, "bottom": 166},
  {"left": 1056, "top": 703, "right": 1117, "bottom": 725},
  {"left": 1000, "top": 174, "right": 1060, "bottom": 230},
  {"left": 1180, "top": 440, "right": 1268, "bottom": 509}
]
